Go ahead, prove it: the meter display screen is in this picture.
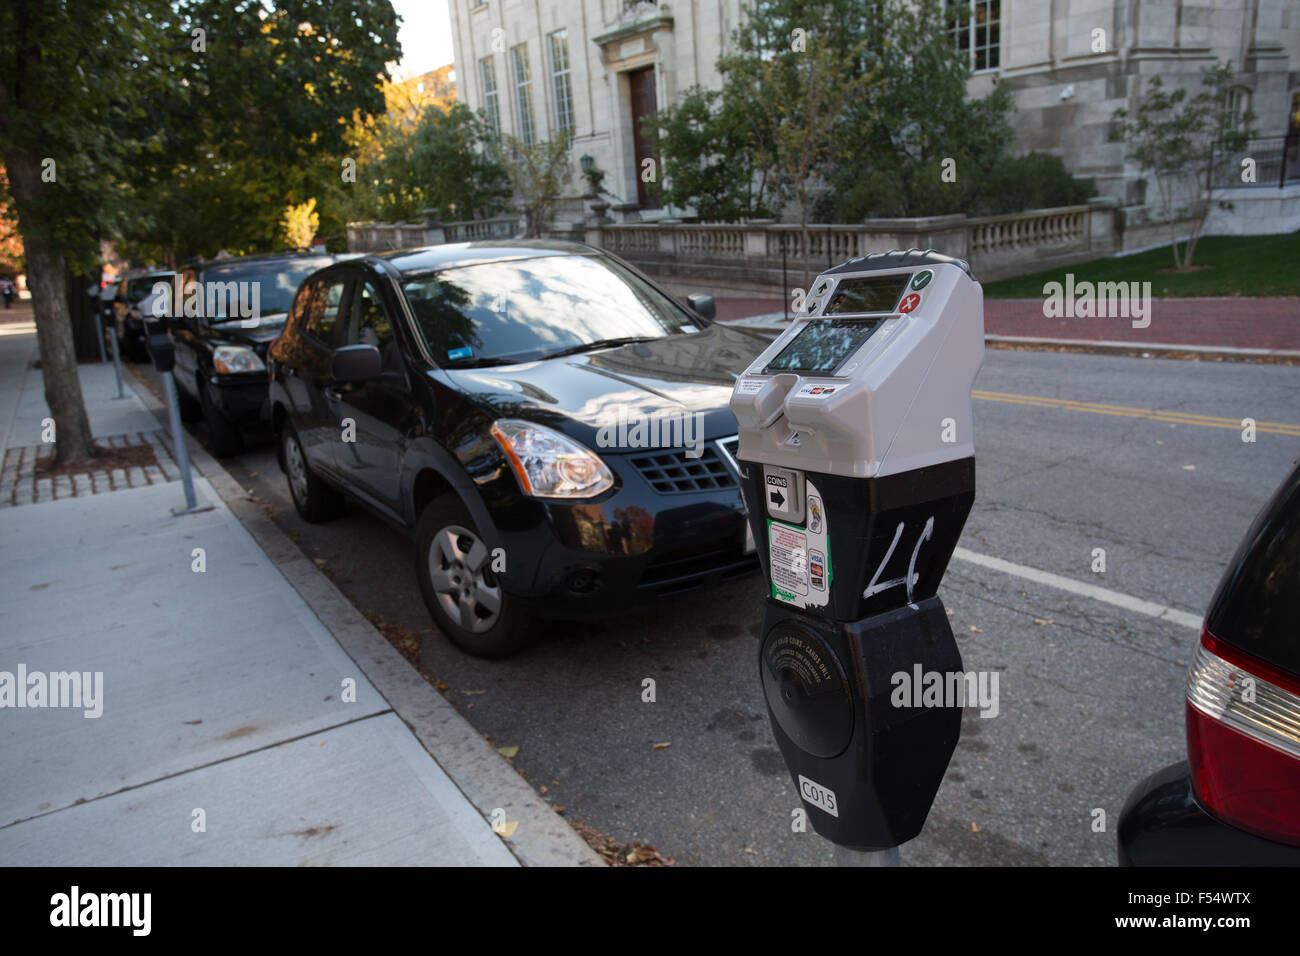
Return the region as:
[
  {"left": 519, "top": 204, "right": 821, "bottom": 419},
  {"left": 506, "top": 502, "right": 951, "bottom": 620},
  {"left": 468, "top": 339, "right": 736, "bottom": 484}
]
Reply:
[
  {"left": 824, "top": 275, "right": 909, "bottom": 315},
  {"left": 763, "top": 318, "right": 882, "bottom": 375}
]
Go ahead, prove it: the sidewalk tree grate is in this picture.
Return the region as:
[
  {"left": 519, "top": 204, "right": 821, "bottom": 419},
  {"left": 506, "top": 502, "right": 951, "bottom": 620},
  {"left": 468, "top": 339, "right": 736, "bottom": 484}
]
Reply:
[{"left": 0, "top": 431, "right": 180, "bottom": 507}]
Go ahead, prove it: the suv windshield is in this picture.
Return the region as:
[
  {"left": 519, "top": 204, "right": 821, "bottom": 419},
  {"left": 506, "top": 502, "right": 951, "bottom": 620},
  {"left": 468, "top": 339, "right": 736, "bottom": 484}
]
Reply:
[
  {"left": 203, "top": 256, "right": 334, "bottom": 322},
  {"left": 400, "top": 254, "right": 702, "bottom": 366},
  {"left": 126, "top": 274, "right": 173, "bottom": 304}
]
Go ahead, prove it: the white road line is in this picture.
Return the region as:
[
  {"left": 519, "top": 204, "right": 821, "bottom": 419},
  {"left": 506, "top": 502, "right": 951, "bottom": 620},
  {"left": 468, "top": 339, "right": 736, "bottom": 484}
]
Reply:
[{"left": 951, "top": 547, "right": 1204, "bottom": 631}]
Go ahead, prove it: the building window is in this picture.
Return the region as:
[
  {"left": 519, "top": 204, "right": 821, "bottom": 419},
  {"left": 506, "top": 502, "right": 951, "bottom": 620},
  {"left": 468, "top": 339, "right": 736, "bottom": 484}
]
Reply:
[
  {"left": 510, "top": 43, "right": 537, "bottom": 147},
  {"left": 947, "top": 0, "right": 1000, "bottom": 73},
  {"left": 549, "top": 30, "right": 575, "bottom": 136},
  {"left": 1224, "top": 86, "right": 1252, "bottom": 131},
  {"left": 479, "top": 56, "right": 501, "bottom": 135}
]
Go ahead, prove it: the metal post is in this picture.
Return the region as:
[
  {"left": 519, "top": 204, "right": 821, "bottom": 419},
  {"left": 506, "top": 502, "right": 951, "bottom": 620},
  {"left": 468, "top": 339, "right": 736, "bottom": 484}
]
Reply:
[
  {"left": 94, "top": 305, "right": 107, "bottom": 364},
  {"left": 161, "top": 370, "right": 202, "bottom": 515},
  {"left": 782, "top": 238, "right": 789, "bottom": 322},
  {"left": 108, "top": 318, "right": 125, "bottom": 399},
  {"left": 833, "top": 845, "right": 901, "bottom": 867},
  {"left": 1280, "top": 134, "right": 1290, "bottom": 190},
  {"left": 826, "top": 225, "right": 832, "bottom": 271}
]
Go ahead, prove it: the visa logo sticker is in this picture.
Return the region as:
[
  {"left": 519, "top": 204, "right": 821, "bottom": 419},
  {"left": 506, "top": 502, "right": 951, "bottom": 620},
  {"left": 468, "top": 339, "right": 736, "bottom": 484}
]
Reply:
[{"left": 798, "top": 774, "right": 839, "bottom": 817}]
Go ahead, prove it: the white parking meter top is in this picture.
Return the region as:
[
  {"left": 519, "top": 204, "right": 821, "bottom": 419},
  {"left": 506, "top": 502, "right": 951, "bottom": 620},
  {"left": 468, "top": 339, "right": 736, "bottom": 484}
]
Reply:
[{"left": 731, "top": 248, "right": 985, "bottom": 480}]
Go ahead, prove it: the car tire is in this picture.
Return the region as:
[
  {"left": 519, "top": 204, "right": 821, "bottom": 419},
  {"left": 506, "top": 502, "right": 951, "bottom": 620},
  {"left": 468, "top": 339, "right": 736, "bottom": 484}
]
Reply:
[
  {"left": 172, "top": 372, "right": 203, "bottom": 423},
  {"left": 282, "top": 423, "right": 344, "bottom": 523},
  {"left": 415, "top": 493, "right": 541, "bottom": 659},
  {"left": 199, "top": 377, "right": 244, "bottom": 458}
]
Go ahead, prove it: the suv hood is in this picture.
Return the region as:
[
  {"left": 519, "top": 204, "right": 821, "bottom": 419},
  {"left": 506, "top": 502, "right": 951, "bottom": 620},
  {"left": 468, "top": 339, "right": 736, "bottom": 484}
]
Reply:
[
  {"left": 443, "top": 322, "right": 768, "bottom": 452},
  {"left": 208, "top": 313, "right": 289, "bottom": 356}
]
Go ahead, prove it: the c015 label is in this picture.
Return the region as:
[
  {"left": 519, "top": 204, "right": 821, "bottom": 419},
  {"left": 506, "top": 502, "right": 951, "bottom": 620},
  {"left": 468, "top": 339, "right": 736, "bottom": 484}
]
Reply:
[{"left": 798, "top": 774, "right": 839, "bottom": 818}]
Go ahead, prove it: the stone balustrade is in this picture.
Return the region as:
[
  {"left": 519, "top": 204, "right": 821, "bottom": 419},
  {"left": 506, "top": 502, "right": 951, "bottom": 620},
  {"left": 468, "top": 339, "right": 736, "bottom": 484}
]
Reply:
[
  {"left": 346, "top": 211, "right": 520, "bottom": 252},
  {"left": 346, "top": 200, "right": 1119, "bottom": 293},
  {"left": 590, "top": 200, "right": 1118, "bottom": 292}
]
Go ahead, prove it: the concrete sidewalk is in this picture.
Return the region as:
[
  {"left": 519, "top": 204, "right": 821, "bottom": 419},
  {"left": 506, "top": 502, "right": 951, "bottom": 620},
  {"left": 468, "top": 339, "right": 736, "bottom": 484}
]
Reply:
[{"left": 0, "top": 326, "right": 596, "bottom": 865}]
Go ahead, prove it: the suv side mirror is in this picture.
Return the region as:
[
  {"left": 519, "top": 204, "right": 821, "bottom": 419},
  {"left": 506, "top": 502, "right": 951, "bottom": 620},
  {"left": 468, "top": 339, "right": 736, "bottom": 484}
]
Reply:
[
  {"left": 332, "top": 344, "right": 382, "bottom": 383},
  {"left": 687, "top": 294, "right": 716, "bottom": 320}
]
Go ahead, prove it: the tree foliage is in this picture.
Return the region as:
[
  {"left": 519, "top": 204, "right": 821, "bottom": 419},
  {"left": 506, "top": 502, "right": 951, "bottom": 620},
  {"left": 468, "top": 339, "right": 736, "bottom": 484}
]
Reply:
[
  {"left": 654, "top": 0, "right": 1092, "bottom": 223},
  {"left": 281, "top": 198, "right": 320, "bottom": 249},
  {"left": 498, "top": 132, "right": 573, "bottom": 237},
  {"left": 118, "top": 0, "right": 401, "bottom": 263},
  {"left": 1114, "top": 60, "right": 1256, "bottom": 269},
  {"left": 349, "top": 101, "right": 511, "bottom": 224}
]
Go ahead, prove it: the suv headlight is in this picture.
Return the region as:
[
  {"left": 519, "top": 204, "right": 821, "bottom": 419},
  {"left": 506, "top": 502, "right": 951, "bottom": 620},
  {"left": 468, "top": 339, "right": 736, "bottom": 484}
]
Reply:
[
  {"left": 213, "top": 345, "right": 266, "bottom": 374},
  {"left": 491, "top": 420, "right": 614, "bottom": 498}
]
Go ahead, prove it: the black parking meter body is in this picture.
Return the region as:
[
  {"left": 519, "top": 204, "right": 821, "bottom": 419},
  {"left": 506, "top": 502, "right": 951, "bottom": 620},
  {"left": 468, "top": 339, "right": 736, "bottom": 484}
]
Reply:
[
  {"left": 137, "top": 290, "right": 178, "bottom": 372},
  {"left": 730, "top": 250, "right": 984, "bottom": 851}
]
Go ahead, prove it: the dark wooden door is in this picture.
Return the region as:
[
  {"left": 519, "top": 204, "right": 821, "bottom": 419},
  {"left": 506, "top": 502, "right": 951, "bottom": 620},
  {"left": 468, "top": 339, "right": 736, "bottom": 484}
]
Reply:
[{"left": 628, "top": 67, "right": 660, "bottom": 209}]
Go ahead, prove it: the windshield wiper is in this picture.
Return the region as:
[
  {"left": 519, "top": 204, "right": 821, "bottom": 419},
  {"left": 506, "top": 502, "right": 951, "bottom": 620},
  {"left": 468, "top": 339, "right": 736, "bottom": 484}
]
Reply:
[
  {"left": 542, "top": 336, "right": 663, "bottom": 360},
  {"left": 444, "top": 355, "right": 524, "bottom": 368}
]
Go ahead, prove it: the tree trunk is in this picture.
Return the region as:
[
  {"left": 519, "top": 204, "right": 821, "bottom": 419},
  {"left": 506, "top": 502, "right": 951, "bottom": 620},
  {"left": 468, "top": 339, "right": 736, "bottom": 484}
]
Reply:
[
  {"left": 67, "top": 262, "right": 103, "bottom": 361},
  {"left": 3, "top": 147, "right": 100, "bottom": 465},
  {"left": 24, "top": 233, "right": 99, "bottom": 465}
]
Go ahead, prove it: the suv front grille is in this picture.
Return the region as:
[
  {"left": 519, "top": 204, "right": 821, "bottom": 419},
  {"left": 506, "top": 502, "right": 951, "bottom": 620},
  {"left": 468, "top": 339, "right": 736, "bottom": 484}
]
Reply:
[{"left": 629, "top": 444, "right": 737, "bottom": 494}]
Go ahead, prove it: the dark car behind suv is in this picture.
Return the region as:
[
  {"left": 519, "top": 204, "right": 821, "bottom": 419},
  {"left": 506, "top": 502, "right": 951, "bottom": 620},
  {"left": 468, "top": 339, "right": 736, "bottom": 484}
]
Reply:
[
  {"left": 1118, "top": 458, "right": 1300, "bottom": 864},
  {"left": 267, "top": 240, "right": 768, "bottom": 657},
  {"left": 113, "top": 269, "right": 175, "bottom": 362},
  {"left": 170, "top": 251, "right": 336, "bottom": 456}
]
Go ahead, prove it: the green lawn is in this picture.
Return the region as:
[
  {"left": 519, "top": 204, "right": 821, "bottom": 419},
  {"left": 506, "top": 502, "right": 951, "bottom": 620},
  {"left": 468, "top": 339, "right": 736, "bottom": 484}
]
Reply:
[{"left": 982, "top": 232, "right": 1300, "bottom": 299}]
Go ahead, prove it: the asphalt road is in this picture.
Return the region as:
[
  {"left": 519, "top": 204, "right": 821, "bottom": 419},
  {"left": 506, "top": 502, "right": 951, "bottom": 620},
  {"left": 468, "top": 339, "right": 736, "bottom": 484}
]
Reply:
[{"left": 201, "top": 348, "right": 1300, "bottom": 866}]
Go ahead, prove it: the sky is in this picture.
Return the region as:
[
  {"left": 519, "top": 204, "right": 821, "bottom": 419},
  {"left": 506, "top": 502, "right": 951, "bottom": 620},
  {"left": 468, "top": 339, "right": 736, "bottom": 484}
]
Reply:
[{"left": 389, "top": 0, "right": 457, "bottom": 79}]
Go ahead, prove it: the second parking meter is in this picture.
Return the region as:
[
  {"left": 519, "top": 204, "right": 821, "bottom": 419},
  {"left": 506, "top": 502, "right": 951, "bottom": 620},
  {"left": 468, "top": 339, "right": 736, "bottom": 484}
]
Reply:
[{"left": 730, "top": 249, "right": 984, "bottom": 853}]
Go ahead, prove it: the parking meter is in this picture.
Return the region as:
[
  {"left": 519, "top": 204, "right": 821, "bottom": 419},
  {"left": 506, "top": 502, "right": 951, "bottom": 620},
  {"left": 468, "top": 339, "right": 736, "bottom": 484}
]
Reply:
[
  {"left": 729, "top": 249, "right": 984, "bottom": 852},
  {"left": 137, "top": 291, "right": 176, "bottom": 373}
]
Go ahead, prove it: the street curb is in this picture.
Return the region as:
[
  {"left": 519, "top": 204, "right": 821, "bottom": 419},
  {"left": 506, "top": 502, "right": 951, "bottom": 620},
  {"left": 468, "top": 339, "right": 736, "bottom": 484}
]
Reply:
[
  {"left": 123, "top": 366, "right": 604, "bottom": 867},
  {"left": 984, "top": 334, "right": 1300, "bottom": 363}
]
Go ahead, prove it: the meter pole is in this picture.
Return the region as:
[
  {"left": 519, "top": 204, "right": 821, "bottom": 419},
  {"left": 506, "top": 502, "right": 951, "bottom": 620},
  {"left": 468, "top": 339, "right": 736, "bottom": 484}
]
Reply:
[
  {"left": 108, "top": 317, "right": 125, "bottom": 398},
  {"left": 833, "top": 845, "right": 901, "bottom": 867}
]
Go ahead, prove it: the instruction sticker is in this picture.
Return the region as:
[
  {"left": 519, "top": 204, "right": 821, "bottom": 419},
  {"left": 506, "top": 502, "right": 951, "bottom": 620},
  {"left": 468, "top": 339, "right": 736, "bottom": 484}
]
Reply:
[
  {"left": 768, "top": 478, "right": 832, "bottom": 609},
  {"left": 737, "top": 378, "right": 764, "bottom": 394},
  {"left": 899, "top": 293, "right": 921, "bottom": 314}
]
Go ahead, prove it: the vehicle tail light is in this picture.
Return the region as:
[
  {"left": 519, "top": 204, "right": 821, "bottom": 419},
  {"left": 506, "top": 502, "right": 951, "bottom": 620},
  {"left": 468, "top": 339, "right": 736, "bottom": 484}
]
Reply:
[{"left": 1186, "top": 628, "right": 1300, "bottom": 847}]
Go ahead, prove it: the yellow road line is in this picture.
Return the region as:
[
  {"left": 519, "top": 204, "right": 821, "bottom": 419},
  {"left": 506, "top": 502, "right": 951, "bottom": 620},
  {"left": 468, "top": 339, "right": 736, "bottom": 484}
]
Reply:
[{"left": 973, "top": 390, "right": 1300, "bottom": 436}]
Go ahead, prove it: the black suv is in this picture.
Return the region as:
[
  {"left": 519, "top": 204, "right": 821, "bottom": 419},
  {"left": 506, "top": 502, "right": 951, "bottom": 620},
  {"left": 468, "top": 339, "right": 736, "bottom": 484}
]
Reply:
[
  {"left": 1118, "top": 458, "right": 1300, "bottom": 864},
  {"left": 267, "top": 240, "right": 768, "bottom": 657},
  {"left": 170, "top": 251, "right": 336, "bottom": 456}
]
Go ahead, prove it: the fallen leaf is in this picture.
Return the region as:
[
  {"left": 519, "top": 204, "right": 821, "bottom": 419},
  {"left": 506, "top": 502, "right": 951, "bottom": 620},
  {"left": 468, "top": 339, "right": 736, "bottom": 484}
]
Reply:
[
  {"left": 652, "top": 742, "right": 671, "bottom": 750},
  {"left": 539, "top": 785, "right": 548, "bottom": 794},
  {"left": 1033, "top": 618, "right": 1054, "bottom": 626},
  {"left": 970, "top": 821, "right": 980, "bottom": 833},
  {"left": 1183, "top": 464, "right": 1195, "bottom": 471},
  {"left": 312, "top": 558, "right": 326, "bottom": 566},
  {"left": 462, "top": 689, "right": 486, "bottom": 696},
  {"left": 744, "top": 847, "right": 756, "bottom": 855},
  {"left": 969, "top": 625, "right": 982, "bottom": 633},
  {"left": 493, "top": 820, "right": 519, "bottom": 838},
  {"left": 497, "top": 745, "right": 519, "bottom": 759}
]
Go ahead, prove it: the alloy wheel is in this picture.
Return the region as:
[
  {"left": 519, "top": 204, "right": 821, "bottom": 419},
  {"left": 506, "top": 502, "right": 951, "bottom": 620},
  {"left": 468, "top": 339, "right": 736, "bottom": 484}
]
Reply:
[{"left": 428, "top": 524, "right": 503, "bottom": 635}]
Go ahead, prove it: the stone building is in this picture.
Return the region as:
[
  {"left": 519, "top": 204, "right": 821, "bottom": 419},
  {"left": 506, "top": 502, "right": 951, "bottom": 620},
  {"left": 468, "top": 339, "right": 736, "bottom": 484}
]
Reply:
[{"left": 447, "top": 0, "right": 1300, "bottom": 227}]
